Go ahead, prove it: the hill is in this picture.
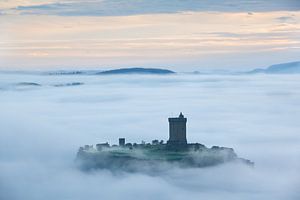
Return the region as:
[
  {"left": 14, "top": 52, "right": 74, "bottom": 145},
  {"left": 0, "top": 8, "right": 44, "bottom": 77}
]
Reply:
[
  {"left": 97, "top": 68, "right": 175, "bottom": 75},
  {"left": 248, "top": 61, "right": 300, "bottom": 74}
]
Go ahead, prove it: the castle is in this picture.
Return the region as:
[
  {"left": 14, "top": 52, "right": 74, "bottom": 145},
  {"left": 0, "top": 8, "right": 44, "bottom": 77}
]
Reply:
[
  {"left": 167, "top": 112, "right": 187, "bottom": 146},
  {"left": 81, "top": 113, "right": 189, "bottom": 151},
  {"left": 77, "top": 112, "right": 254, "bottom": 170},
  {"left": 116, "top": 112, "right": 188, "bottom": 148}
]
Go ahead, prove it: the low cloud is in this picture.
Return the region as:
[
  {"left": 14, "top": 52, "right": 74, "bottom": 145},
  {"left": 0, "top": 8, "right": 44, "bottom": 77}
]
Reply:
[
  {"left": 276, "top": 15, "right": 297, "bottom": 24},
  {"left": 0, "top": 73, "right": 299, "bottom": 199}
]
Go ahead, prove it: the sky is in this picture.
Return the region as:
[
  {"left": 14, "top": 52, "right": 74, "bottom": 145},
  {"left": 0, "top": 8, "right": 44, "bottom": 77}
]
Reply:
[
  {"left": 1, "top": 2, "right": 299, "bottom": 199},
  {"left": 0, "top": 0, "right": 300, "bottom": 70},
  {"left": 0, "top": 73, "right": 299, "bottom": 199}
]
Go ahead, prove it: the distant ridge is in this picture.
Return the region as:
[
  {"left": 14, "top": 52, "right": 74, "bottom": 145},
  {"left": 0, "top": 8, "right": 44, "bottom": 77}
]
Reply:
[
  {"left": 46, "top": 70, "right": 101, "bottom": 75},
  {"left": 97, "top": 68, "right": 175, "bottom": 75},
  {"left": 248, "top": 61, "right": 300, "bottom": 74},
  {"left": 43, "top": 68, "right": 175, "bottom": 75},
  {"left": 47, "top": 71, "right": 85, "bottom": 75}
]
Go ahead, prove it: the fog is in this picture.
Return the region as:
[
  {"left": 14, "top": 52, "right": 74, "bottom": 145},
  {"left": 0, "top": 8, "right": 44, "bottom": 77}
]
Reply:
[{"left": 0, "top": 73, "right": 299, "bottom": 200}]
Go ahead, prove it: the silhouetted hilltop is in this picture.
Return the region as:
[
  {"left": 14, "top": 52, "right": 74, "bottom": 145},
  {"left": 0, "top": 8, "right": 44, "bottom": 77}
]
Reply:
[
  {"left": 76, "top": 113, "right": 253, "bottom": 173},
  {"left": 76, "top": 142, "right": 253, "bottom": 173},
  {"left": 98, "top": 68, "right": 175, "bottom": 75},
  {"left": 43, "top": 68, "right": 175, "bottom": 75},
  {"left": 248, "top": 61, "right": 300, "bottom": 74},
  {"left": 16, "top": 82, "right": 41, "bottom": 86},
  {"left": 53, "top": 82, "right": 84, "bottom": 87}
]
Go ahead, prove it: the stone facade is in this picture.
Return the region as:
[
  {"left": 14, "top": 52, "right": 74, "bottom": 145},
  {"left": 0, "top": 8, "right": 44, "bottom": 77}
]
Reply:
[
  {"left": 119, "top": 138, "right": 125, "bottom": 146},
  {"left": 167, "top": 112, "right": 187, "bottom": 145}
]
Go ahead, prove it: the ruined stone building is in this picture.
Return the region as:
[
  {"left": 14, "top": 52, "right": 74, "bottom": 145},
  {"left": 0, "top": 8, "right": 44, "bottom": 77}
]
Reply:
[{"left": 167, "top": 112, "right": 187, "bottom": 145}]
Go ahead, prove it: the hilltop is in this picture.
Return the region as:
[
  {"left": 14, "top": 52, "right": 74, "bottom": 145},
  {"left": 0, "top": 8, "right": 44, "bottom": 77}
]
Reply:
[
  {"left": 248, "top": 61, "right": 300, "bottom": 74},
  {"left": 43, "top": 67, "right": 175, "bottom": 75},
  {"left": 76, "top": 113, "right": 253, "bottom": 173},
  {"left": 98, "top": 68, "right": 175, "bottom": 75}
]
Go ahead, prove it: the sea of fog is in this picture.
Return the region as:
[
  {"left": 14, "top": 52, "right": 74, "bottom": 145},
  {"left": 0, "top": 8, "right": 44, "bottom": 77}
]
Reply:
[{"left": 0, "top": 73, "right": 299, "bottom": 200}]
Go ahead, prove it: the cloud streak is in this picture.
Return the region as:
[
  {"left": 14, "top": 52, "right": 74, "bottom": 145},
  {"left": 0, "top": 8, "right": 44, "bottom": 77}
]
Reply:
[{"left": 2, "top": 0, "right": 299, "bottom": 16}]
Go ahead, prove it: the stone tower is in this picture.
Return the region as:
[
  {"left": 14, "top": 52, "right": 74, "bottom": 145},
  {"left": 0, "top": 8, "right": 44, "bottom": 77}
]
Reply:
[
  {"left": 119, "top": 138, "right": 125, "bottom": 146},
  {"left": 167, "top": 112, "right": 187, "bottom": 145}
]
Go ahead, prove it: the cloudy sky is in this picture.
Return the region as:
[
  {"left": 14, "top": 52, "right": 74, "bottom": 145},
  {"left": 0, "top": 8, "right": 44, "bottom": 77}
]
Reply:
[
  {"left": 0, "top": 0, "right": 300, "bottom": 70},
  {"left": 1, "top": 2, "right": 300, "bottom": 199}
]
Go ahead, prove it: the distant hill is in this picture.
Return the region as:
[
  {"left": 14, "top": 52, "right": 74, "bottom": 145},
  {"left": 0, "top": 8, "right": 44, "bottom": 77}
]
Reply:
[
  {"left": 47, "top": 71, "right": 85, "bottom": 75},
  {"left": 248, "top": 61, "right": 300, "bottom": 74},
  {"left": 44, "top": 68, "right": 175, "bottom": 75},
  {"left": 97, "top": 68, "right": 175, "bottom": 75},
  {"left": 46, "top": 70, "right": 102, "bottom": 75}
]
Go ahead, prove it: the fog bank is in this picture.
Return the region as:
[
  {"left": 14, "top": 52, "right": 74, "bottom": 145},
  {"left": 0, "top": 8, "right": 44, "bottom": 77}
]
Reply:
[{"left": 0, "top": 73, "right": 299, "bottom": 200}]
